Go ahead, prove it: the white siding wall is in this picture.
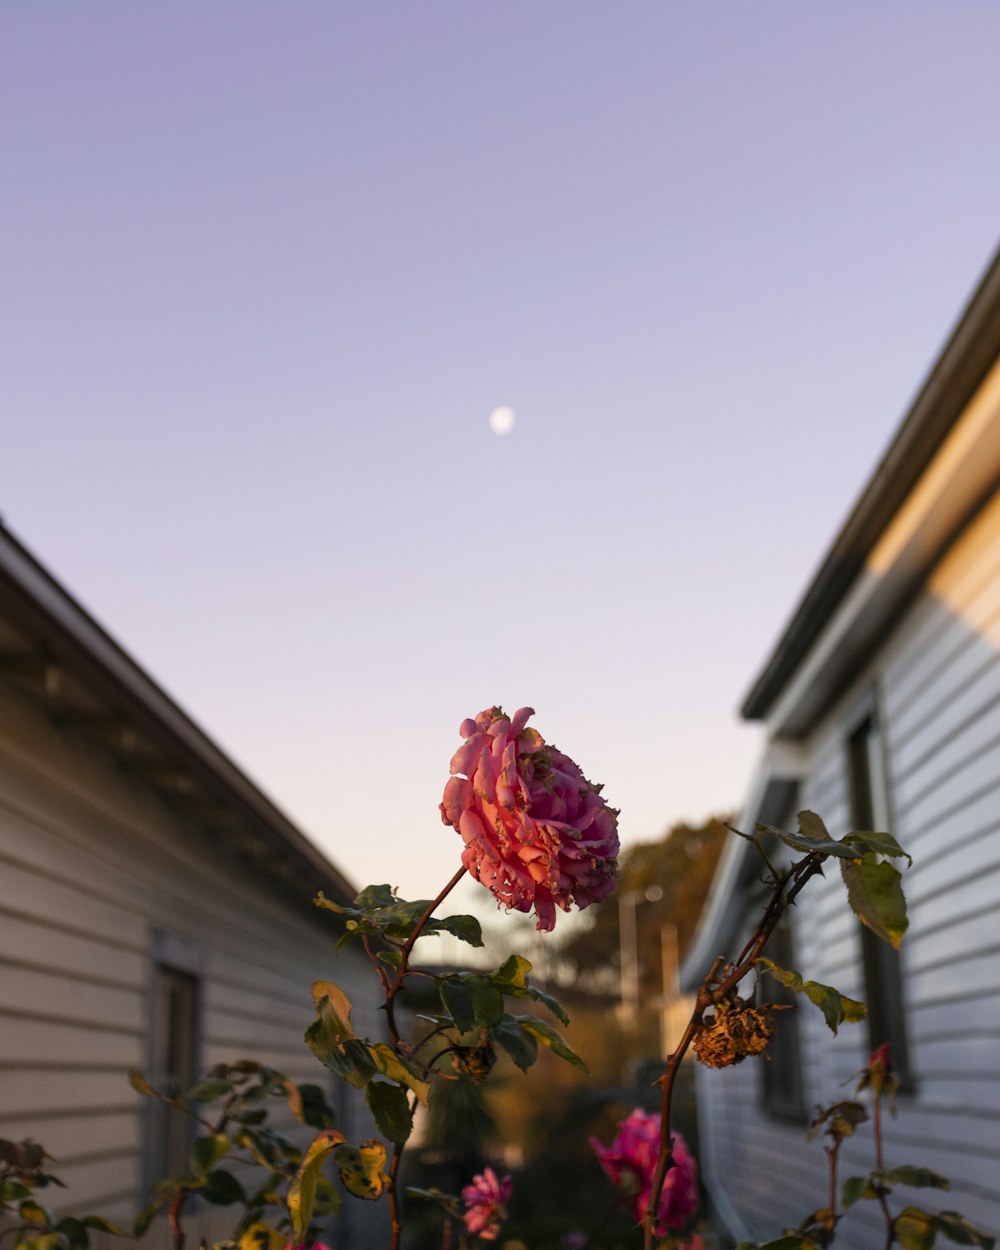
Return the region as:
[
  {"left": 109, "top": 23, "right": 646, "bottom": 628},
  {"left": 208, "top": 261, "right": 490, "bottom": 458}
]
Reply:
[
  {"left": 0, "top": 684, "right": 384, "bottom": 1246},
  {"left": 699, "top": 488, "right": 1000, "bottom": 1245}
]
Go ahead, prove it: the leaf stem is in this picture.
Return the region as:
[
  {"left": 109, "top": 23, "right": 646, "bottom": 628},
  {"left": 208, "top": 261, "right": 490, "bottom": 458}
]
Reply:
[
  {"left": 872, "top": 1087, "right": 895, "bottom": 1249},
  {"left": 384, "top": 866, "right": 467, "bottom": 1046},
  {"left": 167, "top": 1190, "right": 186, "bottom": 1250}
]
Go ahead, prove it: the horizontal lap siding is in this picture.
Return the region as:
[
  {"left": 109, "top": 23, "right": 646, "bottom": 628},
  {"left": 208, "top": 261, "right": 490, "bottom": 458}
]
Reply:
[
  {"left": 0, "top": 687, "right": 371, "bottom": 1232},
  {"left": 880, "top": 488, "right": 1000, "bottom": 1242},
  {"left": 704, "top": 489, "right": 1000, "bottom": 1246},
  {"left": 697, "top": 1061, "right": 824, "bottom": 1242}
]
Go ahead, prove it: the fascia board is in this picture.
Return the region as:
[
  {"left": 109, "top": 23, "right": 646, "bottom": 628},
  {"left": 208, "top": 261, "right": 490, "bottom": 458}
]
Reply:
[
  {"left": 0, "top": 523, "right": 356, "bottom": 905},
  {"left": 766, "top": 354, "right": 1000, "bottom": 738},
  {"left": 743, "top": 245, "right": 1000, "bottom": 721}
]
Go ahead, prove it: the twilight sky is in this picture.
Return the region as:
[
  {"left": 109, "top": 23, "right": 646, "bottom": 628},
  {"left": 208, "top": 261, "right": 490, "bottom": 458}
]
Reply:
[{"left": 4, "top": 3, "right": 1000, "bottom": 902}]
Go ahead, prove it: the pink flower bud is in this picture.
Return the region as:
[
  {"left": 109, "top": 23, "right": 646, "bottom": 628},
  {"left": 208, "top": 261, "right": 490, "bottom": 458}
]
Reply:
[
  {"left": 461, "top": 1167, "right": 512, "bottom": 1241},
  {"left": 590, "top": 1109, "right": 698, "bottom": 1235}
]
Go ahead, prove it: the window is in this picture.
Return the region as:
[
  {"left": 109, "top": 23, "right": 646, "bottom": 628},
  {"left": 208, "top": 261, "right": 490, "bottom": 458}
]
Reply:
[
  {"left": 760, "top": 904, "right": 807, "bottom": 1121},
  {"left": 145, "top": 932, "right": 203, "bottom": 1187},
  {"left": 847, "top": 709, "right": 913, "bottom": 1091}
]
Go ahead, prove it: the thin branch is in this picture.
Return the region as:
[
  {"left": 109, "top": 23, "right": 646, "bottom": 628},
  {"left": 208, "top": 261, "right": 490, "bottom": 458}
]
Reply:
[
  {"left": 384, "top": 866, "right": 467, "bottom": 1045},
  {"left": 643, "top": 852, "right": 825, "bottom": 1249}
]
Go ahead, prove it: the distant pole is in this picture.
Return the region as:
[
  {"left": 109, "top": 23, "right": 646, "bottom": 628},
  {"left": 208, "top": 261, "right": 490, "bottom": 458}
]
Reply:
[{"left": 619, "top": 885, "right": 664, "bottom": 1021}]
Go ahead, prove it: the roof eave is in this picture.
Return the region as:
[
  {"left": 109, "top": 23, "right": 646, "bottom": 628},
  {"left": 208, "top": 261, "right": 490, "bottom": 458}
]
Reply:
[
  {"left": 0, "top": 522, "right": 356, "bottom": 908},
  {"left": 742, "top": 242, "right": 1000, "bottom": 723}
]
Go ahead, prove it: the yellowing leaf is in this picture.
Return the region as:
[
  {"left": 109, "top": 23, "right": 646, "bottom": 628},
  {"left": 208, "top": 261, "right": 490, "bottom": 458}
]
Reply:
[
  {"left": 334, "top": 1140, "right": 390, "bottom": 1201},
  {"left": 287, "top": 1129, "right": 345, "bottom": 1242},
  {"left": 237, "top": 1223, "right": 285, "bottom": 1250},
  {"left": 310, "top": 981, "right": 354, "bottom": 1036}
]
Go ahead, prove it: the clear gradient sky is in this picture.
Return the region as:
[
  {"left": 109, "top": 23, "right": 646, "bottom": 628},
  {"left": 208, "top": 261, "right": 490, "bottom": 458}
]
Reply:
[{"left": 4, "top": 4, "right": 1000, "bottom": 902}]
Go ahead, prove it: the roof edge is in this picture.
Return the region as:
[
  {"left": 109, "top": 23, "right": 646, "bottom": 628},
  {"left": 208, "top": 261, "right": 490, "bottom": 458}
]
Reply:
[
  {"left": 0, "top": 521, "right": 356, "bottom": 905},
  {"left": 742, "top": 241, "right": 1000, "bottom": 721}
]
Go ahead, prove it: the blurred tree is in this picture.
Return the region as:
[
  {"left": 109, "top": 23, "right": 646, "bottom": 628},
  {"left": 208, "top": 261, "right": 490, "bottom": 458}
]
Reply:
[{"left": 559, "top": 816, "right": 730, "bottom": 1000}]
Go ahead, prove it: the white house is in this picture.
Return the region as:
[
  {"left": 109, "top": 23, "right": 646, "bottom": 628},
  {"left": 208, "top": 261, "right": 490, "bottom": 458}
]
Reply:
[
  {"left": 0, "top": 524, "right": 384, "bottom": 1247},
  {"left": 682, "top": 248, "right": 1000, "bottom": 1245}
]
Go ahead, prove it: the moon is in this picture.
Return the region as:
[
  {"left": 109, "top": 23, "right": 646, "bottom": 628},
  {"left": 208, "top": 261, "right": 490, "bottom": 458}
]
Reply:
[{"left": 489, "top": 405, "right": 516, "bottom": 437}]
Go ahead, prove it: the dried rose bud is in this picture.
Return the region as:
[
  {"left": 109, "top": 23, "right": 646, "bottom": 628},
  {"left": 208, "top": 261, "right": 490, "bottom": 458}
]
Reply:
[
  {"left": 692, "top": 995, "right": 775, "bottom": 1069},
  {"left": 451, "top": 1038, "right": 497, "bottom": 1084}
]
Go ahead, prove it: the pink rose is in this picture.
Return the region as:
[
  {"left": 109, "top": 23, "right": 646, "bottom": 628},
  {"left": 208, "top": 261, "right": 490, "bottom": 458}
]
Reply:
[
  {"left": 440, "top": 706, "right": 619, "bottom": 932},
  {"left": 461, "top": 1167, "right": 512, "bottom": 1241},
  {"left": 590, "top": 1109, "right": 697, "bottom": 1234}
]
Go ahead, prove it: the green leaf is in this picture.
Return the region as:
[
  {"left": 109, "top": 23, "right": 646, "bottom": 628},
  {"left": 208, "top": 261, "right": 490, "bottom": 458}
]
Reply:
[
  {"left": 758, "top": 960, "right": 867, "bottom": 1034},
  {"left": 80, "top": 1217, "right": 124, "bottom": 1237},
  {"left": 877, "top": 1166, "right": 950, "bottom": 1191},
  {"left": 54, "top": 1219, "right": 87, "bottom": 1250},
  {"left": 841, "top": 858, "right": 908, "bottom": 949},
  {"left": 132, "top": 1197, "right": 165, "bottom": 1237},
  {"left": 440, "top": 976, "right": 475, "bottom": 1032},
  {"left": 491, "top": 955, "right": 532, "bottom": 991},
  {"left": 376, "top": 949, "right": 402, "bottom": 970},
  {"left": 895, "top": 1207, "right": 936, "bottom": 1250},
  {"left": 202, "top": 1170, "right": 248, "bottom": 1207},
  {"left": 754, "top": 1238, "right": 822, "bottom": 1249},
  {"left": 842, "top": 830, "right": 912, "bottom": 866},
  {"left": 353, "top": 884, "right": 397, "bottom": 909},
  {"left": 932, "top": 1211, "right": 996, "bottom": 1248},
  {"left": 191, "top": 1133, "right": 230, "bottom": 1178},
  {"left": 365, "top": 1082, "right": 413, "bottom": 1144},
  {"left": 841, "top": 1175, "right": 878, "bottom": 1209},
  {"left": 369, "top": 1044, "right": 431, "bottom": 1104},
  {"left": 286, "top": 1129, "right": 345, "bottom": 1242},
  {"left": 759, "top": 814, "right": 856, "bottom": 860},
  {"left": 428, "top": 913, "right": 484, "bottom": 947},
  {"left": 807, "top": 1100, "right": 868, "bottom": 1143},
  {"left": 297, "top": 1083, "right": 335, "bottom": 1129},
  {"left": 440, "top": 972, "right": 505, "bottom": 1032},
  {"left": 0, "top": 1180, "right": 31, "bottom": 1202},
  {"left": 516, "top": 1015, "right": 587, "bottom": 1072},
  {"left": 490, "top": 956, "right": 569, "bottom": 1024},
  {"left": 404, "top": 1185, "right": 460, "bottom": 1203},
  {"left": 318, "top": 1036, "right": 375, "bottom": 1088},
  {"left": 333, "top": 1140, "right": 390, "bottom": 1201},
  {"left": 471, "top": 978, "right": 504, "bottom": 1028},
  {"left": 491, "top": 1016, "right": 538, "bottom": 1072},
  {"left": 185, "top": 1079, "right": 233, "bottom": 1103}
]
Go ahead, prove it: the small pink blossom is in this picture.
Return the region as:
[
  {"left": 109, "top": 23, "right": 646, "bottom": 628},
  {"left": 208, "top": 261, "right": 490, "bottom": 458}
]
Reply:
[
  {"left": 590, "top": 1109, "right": 697, "bottom": 1235},
  {"left": 461, "top": 1167, "right": 512, "bottom": 1241},
  {"left": 440, "top": 706, "right": 619, "bottom": 931}
]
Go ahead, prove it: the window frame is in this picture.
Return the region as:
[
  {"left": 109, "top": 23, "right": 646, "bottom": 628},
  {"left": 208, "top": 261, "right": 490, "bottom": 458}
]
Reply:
[
  {"left": 844, "top": 689, "right": 914, "bottom": 1093},
  {"left": 143, "top": 930, "right": 206, "bottom": 1193}
]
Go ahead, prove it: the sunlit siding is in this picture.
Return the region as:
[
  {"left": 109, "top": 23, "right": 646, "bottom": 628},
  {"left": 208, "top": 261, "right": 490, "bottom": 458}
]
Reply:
[
  {"left": 0, "top": 684, "right": 379, "bottom": 1244},
  {"left": 700, "top": 487, "right": 1000, "bottom": 1245}
]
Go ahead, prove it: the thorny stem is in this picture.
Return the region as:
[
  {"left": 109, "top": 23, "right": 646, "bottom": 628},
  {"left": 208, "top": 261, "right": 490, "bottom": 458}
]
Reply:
[
  {"left": 643, "top": 852, "right": 825, "bottom": 1250},
  {"left": 384, "top": 865, "right": 467, "bottom": 1046},
  {"left": 167, "top": 1190, "right": 186, "bottom": 1250},
  {"left": 363, "top": 933, "right": 392, "bottom": 994},
  {"left": 872, "top": 1086, "right": 895, "bottom": 1249},
  {"left": 388, "top": 1141, "right": 404, "bottom": 1250},
  {"left": 382, "top": 867, "right": 466, "bottom": 1250},
  {"left": 824, "top": 1143, "right": 840, "bottom": 1249}
]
